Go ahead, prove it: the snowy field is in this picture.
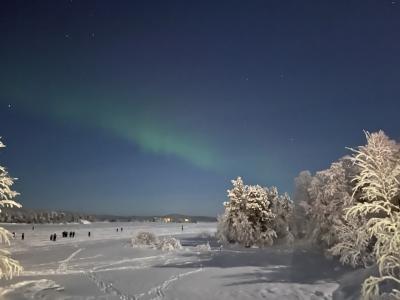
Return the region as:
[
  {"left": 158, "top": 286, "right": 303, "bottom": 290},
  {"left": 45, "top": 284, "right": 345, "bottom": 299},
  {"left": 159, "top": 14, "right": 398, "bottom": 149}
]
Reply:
[{"left": 0, "top": 222, "right": 360, "bottom": 300}]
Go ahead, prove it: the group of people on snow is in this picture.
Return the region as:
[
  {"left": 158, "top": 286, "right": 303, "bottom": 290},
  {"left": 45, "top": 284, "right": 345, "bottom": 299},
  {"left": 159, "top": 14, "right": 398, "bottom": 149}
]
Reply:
[
  {"left": 62, "top": 231, "right": 76, "bottom": 238},
  {"left": 9, "top": 225, "right": 199, "bottom": 244}
]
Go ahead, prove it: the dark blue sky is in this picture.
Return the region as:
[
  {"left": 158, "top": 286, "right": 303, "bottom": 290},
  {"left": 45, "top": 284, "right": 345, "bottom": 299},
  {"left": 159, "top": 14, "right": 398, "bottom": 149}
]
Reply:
[{"left": 0, "top": 0, "right": 399, "bottom": 216}]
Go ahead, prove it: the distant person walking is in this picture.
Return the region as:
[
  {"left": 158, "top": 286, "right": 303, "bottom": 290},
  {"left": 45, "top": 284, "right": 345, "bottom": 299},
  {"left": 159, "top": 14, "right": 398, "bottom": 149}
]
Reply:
[
  {"left": 72, "top": 231, "right": 75, "bottom": 238},
  {"left": 12, "top": 232, "right": 15, "bottom": 239},
  {"left": 121, "top": 227, "right": 123, "bottom": 232},
  {"left": 88, "top": 231, "right": 91, "bottom": 237},
  {"left": 181, "top": 225, "right": 184, "bottom": 231},
  {"left": 21, "top": 233, "right": 24, "bottom": 240},
  {"left": 50, "top": 234, "right": 53, "bottom": 241},
  {"left": 32, "top": 225, "right": 35, "bottom": 230},
  {"left": 53, "top": 233, "right": 57, "bottom": 241},
  {"left": 116, "top": 228, "right": 119, "bottom": 232}
]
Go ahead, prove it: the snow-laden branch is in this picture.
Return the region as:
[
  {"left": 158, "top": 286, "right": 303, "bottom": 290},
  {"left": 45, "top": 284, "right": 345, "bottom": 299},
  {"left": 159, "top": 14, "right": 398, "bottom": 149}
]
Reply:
[{"left": 0, "top": 137, "right": 23, "bottom": 279}]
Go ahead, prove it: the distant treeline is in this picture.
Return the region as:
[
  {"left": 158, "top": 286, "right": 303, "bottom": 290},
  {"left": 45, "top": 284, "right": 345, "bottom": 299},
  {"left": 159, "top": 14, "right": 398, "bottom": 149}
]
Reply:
[
  {"left": 0, "top": 207, "right": 96, "bottom": 223},
  {"left": 0, "top": 207, "right": 216, "bottom": 224}
]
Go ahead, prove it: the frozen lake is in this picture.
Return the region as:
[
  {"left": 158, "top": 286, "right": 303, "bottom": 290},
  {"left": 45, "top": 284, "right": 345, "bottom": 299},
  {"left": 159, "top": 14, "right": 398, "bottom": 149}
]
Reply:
[{"left": 0, "top": 222, "right": 356, "bottom": 299}]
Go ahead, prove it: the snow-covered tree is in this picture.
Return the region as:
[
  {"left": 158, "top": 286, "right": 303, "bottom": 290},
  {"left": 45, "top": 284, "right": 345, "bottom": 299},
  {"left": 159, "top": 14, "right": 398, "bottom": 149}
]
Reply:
[
  {"left": 270, "top": 187, "right": 294, "bottom": 244},
  {"left": 0, "top": 138, "right": 23, "bottom": 279},
  {"left": 290, "top": 170, "right": 313, "bottom": 239},
  {"left": 342, "top": 131, "right": 400, "bottom": 299},
  {"left": 217, "top": 177, "right": 292, "bottom": 247},
  {"left": 291, "top": 156, "right": 375, "bottom": 267},
  {"left": 304, "top": 159, "right": 354, "bottom": 247},
  {"left": 329, "top": 214, "right": 374, "bottom": 268}
]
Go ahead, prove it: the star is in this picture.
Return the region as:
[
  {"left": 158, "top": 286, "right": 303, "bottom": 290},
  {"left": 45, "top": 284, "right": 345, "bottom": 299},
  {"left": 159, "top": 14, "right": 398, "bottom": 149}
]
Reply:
[
  {"left": 65, "top": 34, "right": 70, "bottom": 39},
  {"left": 7, "top": 104, "right": 11, "bottom": 108}
]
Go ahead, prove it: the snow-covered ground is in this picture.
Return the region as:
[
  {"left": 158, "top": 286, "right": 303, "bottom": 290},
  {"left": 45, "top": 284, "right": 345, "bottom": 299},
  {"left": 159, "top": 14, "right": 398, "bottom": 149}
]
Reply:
[{"left": 0, "top": 222, "right": 361, "bottom": 300}]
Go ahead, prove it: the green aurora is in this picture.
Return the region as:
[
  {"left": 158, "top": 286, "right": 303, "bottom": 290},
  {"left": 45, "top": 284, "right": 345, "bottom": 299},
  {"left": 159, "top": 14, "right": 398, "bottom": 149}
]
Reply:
[{"left": 1, "top": 83, "right": 220, "bottom": 170}]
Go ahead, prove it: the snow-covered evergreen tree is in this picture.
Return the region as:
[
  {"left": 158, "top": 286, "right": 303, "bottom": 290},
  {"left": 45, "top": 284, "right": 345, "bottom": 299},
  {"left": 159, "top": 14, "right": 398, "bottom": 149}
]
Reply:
[
  {"left": 0, "top": 138, "right": 23, "bottom": 279},
  {"left": 217, "top": 177, "right": 292, "bottom": 247}
]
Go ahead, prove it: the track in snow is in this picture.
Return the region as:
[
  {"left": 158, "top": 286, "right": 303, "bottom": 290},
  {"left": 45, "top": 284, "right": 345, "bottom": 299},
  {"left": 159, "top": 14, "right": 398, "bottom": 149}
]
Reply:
[{"left": 57, "top": 248, "right": 84, "bottom": 274}]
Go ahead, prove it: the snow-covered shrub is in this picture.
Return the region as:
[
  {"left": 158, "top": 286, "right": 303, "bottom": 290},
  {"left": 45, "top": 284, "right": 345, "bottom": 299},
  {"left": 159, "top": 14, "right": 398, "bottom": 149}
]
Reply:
[
  {"left": 217, "top": 177, "right": 293, "bottom": 247},
  {"left": 0, "top": 138, "right": 23, "bottom": 279},
  {"left": 157, "top": 237, "right": 182, "bottom": 251},
  {"left": 342, "top": 131, "right": 400, "bottom": 299},
  {"left": 194, "top": 242, "right": 211, "bottom": 252},
  {"left": 131, "top": 231, "right": 158, "bottom": 248},
  {"left": 131, "top": 232, "right": 182, "bottom": 251}
]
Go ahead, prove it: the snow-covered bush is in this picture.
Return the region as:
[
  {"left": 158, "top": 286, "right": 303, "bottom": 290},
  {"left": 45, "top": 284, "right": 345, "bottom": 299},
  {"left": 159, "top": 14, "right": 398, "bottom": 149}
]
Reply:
[
  {"left": 131, "top": 232, "right": 182, "bottom": 251},
  {"left": 156, "top": 237, "right": 182, "bottom": 251},
  {"left": 217, "top": 177, "right": 293, "bottom": 247},
  {"left": 131, "top": 231, "right": 158, "bottom": 248},
  {"left": 342, "top": 131, "right": 400, "bottom": 299},
  {"left": 194, "top": 242, "right": 211, "bottom": 252},
  {"left": 0, "top": 138, "right": 23, "bottom": 279}
]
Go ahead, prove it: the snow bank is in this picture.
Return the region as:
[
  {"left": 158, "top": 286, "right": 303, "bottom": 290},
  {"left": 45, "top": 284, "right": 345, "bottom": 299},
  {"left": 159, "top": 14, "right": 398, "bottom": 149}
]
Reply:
[
  {"left": 0, "top": 279, "right": 63, "bottom": 298},
  {"left": 79, "top": 219, "right": 91, "bottom": 225}
]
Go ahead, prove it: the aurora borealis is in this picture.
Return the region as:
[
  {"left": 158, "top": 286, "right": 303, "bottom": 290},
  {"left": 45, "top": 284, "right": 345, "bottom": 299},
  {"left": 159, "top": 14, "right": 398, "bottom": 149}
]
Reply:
[{"left": 1, "top": 1, "right": 400, "bottom": 215}]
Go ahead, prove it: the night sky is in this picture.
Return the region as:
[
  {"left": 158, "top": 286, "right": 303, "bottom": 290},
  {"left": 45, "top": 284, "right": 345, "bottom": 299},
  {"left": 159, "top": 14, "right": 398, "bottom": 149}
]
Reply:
[{"left": 0, "top": 0, "right": 399, "bottom": 216}]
